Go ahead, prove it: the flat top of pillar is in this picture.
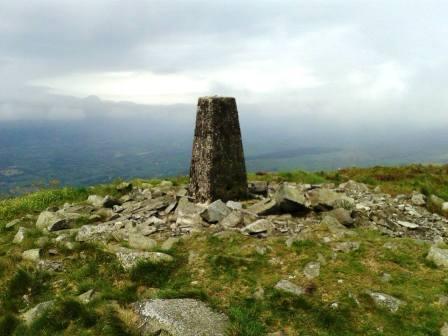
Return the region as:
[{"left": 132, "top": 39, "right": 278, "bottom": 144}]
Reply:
[{"left": 198, "top": 96, "right": 236, "bottom": 102}]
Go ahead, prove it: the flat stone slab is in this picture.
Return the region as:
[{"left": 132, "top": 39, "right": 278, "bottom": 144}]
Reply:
[{"left": 133, "top": 299, "right": 229, "bottom": 336}]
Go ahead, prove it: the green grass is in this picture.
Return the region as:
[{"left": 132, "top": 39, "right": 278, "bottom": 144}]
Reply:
[{"left": 1, "top": 164, "right": 448, "bottom": 335}]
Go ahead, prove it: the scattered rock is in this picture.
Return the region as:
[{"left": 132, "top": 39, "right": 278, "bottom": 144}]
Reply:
[
  {"left": 6, "top": 218, "right": 21, "bottom": 229},
  {"left": 274, "top": 280, "right": 304, "bottom": 296},
  {"left": 303, "top": 261, "right": 320, "bottom": 279},
  {"left": 411, "top": 193, "right": 426, "bottom": 206},
  {"left": 13, "top": 227, "right": 26, "bottom": 244},
  {"left": 247, "top": 198, "right": 277, "bottom": 216},
  {"left": 110, "top": 246, "right": 173, "bottom": 270},
  {"left": 327, "top": 208, "right": 354, "bottom": 227},
  {"left": 22, "top": 248, "right": 41, "bottom": 262},
  {"left": 427, "top": 246, "right": 448, "bottom": 268},
  {"left": 249, "top": 181, "right": 268, "bottom": 195},
  {"left": 226, "top": 200, "right": 242, "bottom": 210},
  {"left": 339, "top": 180, "right": 369, "bottom": 193},
  {"left": 333, "top": 241, "right": 360, "bottom": 253},
  {"left": 116, "top": 182, "right": 133, "bottom": 193},
  {"left": 201, "top": 200, "right": 231, "bottom": 223},
  {"left": 397, "top": 220, "right": 419, "bottom": 229},
  {"left": 308, "top": 188, "right": 354, "bottom": 210},
  {"left": 128, "top": 233, "right": 157, "bottom": 251},
  {"left": 368, "top": 292, "right": 405, "bottom": 313},
  {"left": 78, "top": 289, "right": 95, "bottom": 303},
  {"left": 275, "top": 183, "right": 309, "bottom": 213},
  {"left": 441, "top": 323, "right": 448, "bottom": 336},
  {"left": 161, "top": 237, "right": 180, "bottom": 251},
  {"left": 36, "top": 211, "right": 69, "bottom": 231},
  {"left": 242, "top": 219, "right": 272, "bottom": 235},
  {"left": 380, "top": 273, "right": 392, "bottom": 283},
  {"left": 22, "top": 301, "right": 54, "bottom": 325},
  {"left": 220, "top": 211, "right": 243, "bottom": 228},
  {"left": 133, "top": 299, "right": 228, "bottom": 336}
]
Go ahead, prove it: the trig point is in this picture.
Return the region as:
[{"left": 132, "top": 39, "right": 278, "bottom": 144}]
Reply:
[{"left": 189, "top": 96, "right": 248, "bottom": 202}]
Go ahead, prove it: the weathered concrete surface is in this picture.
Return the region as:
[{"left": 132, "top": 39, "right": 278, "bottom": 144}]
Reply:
[{"left": 189, "top": 96, "right": 247, "bottom": 202}]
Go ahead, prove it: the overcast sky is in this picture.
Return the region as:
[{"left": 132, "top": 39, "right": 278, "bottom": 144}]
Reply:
[{"left": 1, "top": 0, "right": 448, "bottom": 128}]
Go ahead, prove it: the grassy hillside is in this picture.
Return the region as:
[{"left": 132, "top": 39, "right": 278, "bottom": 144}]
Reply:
[{"left": 0, "top": 164, "right": 447, "bottom": 335}]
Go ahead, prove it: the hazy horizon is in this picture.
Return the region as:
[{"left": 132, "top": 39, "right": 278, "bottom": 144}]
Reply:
[{"left": 1, "top": 0, "right": 448, "bottom": 194}]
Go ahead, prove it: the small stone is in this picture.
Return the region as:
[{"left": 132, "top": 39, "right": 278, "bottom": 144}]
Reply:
[
  {"left": 253, "top": 287, "right": 265, "bottom": 300},
  {"left": 397, "top": 220, "right": 419, "bottom": 229},
  {"left": 411, "top": 193, "right": 426, "bottom": 206},
  {"left": 22, "top": 301, "right": 54, "bottom": 325},
  {"left": 110, "top": 246, "right": 173, "bottom": 270},
  {"left": 303, "top": 261, "right": 320, "bottom": 279},
  {"left": 220, "top": 211, "right": 243, "bottom": 228},
  {"left": 133, "top": 299, "right": 229, "bottom": 336},
  {"left": 128, "top": 234, "right": 157, "bottom": 251},
  {"left": 13, "top": 227, "right": 26, "bottom": 244},
  {"left": 380, "top": 273, "right": 392, "bottom": 283},
  {"left": 248, "top": 181, "right": 268, "bottom": 195},
  {"left": 201, "top": 200, "right": 231, "bottom": 223},
  {"left": 333, "top": 241, "right": 360, "bottom": 253},
  {"left": 274, "top": 280, "right": 304, "bottom": 296},
  {"left": 368, "top": 292, "right": 405, "bottom": 313},
  {"left": 427, "top": 246, "right": 448, "bottom": 268},
  {"left": 22, "top": 248, "right": 41, "bottom": 262},
  {"left": 6, "top": 218, "right": 21, "bottom": 229},
  {"left": 78, "top": 289, "right": 95, "bottom": 303},
  {"left": 275, "top": 183, "right": 309, "bottom": 213},
  {"left": 441, "top": 323, "right": 448, "bottom": 336},
  {"left": 247, "top": 198, "right": 277, "bottom": 216},
  {"left": 242, "top": 219, "right": 272, "bottom": 235},
  {"left": 116, "top": 182, "right": 133, "bottom": 193},
  {"left": 328, "top": 208, "right": 354, "bottom": 227},
  {"left": 161, "top": 237, "right": 180, "bottom": 251},
  {"left": 159, "top": 180, "right": 173, "bottom": 188},
  {"left": 226, "top": 200, "right": 242, "bottom": 210},
  {"left": 36, "top": 211, "right": 68, "bottom": 231}
]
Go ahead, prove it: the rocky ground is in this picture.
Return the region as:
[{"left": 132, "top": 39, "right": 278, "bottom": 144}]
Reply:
[{"left": 1, "top": 176, "right": 448, "bottom": 335}]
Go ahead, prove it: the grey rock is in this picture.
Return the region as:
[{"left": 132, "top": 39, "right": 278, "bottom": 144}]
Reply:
[
  {"left": 333, "top": 241, "right": 360, "bottom": 253},
  {"left": 249, "top": 181, "right": 268, "bottom": 195},
  {"left": 226, "top": 200, "right": 242, "bottom": 210},
  {"left": 328, "top": 208, "right": 354, "bottom": 227},
  {"left": 339, "top": 180, "right": 369, "bottom": 193},
  {"left": 128, "top": 233, "right": 157, "bottom": 251},
  {"left": 201, "top": 200, "right": 231, "bottom": 223},
  {"left": 397, "top": 220, "right": 419, "bottom": 229},
  {"left": 37, "top": 260, "right": 63, "bottom": 272},
  {"left": 429, "top": 195, "right": 444, "bottom": 208},
  {"left": 87, "top": 195, "right": 106, "bottom": 207},
  {"left": 175, "top": 197, "right": 205, "bottom": 217},
  {"left": 13, "top": 227, "right": 26, "bottom": 244},
  {"left": 427, "top": 246, "right": 448, "bottom": 268},
  {"left": 76, "top": 223, "right": 117, "bottom": 242},
  {"left": 6, "top": 218, "right": 21, "bottom": 229},
  {"left": 116, "top": 182, "right": 133, "bottom": 193},
  {"left": 307, "top": 188, "right": 354, "bottom": 210},
  {"left": 368, "top": 292, "right": 405, "bottom": 313},
  {"left": 161, "top": 237, "right": 180, "bottom": 251},
  {"left": 304, "top": 261, "right": 320, "bottom": 279},
  {"left": 22, "top": 301, "right": 54, "bottom": 325},
  {"left": 110, "top": 246, "right": 173, "bottom": 270},
  {"left": 22, "top": 248, "right": 41, "bottom": 262},
  {"left": 220, "top": 211, "right": 243, "bottom": 228},
  {"left": 380, "top": 273, "right": 392, "bottom": 283},
  {"left": 274, "top": 280, "right": 304, "bottom": 296},
  {"left": 442, "top": 323, "right": 448, "bottom": 336},
  {"left": 160, "top": 180, "right": 173, "bottom": 188},
  {"left": 133, "top": 299, "right": 229, "bottom": 336},
  {"left": 247, "top": 198, "right": 277, "bottom": 216},
  {"left": 78, "top": 289, "right": 95, "bottom": 303},
  {"left": 320, "top": 216, "right": 355, "bottom": 238},
  {"left": 242, "top": 219, "right": 272, "bottom": 235},
  {"left": 36, "top": 211, "right": 68, "bottom": 231},
  {"left": 411, "top": 193, "right": 426, "bottom": 206},
  {"left": 275, "top": 183, "right": 309, "bottom": 213}
]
